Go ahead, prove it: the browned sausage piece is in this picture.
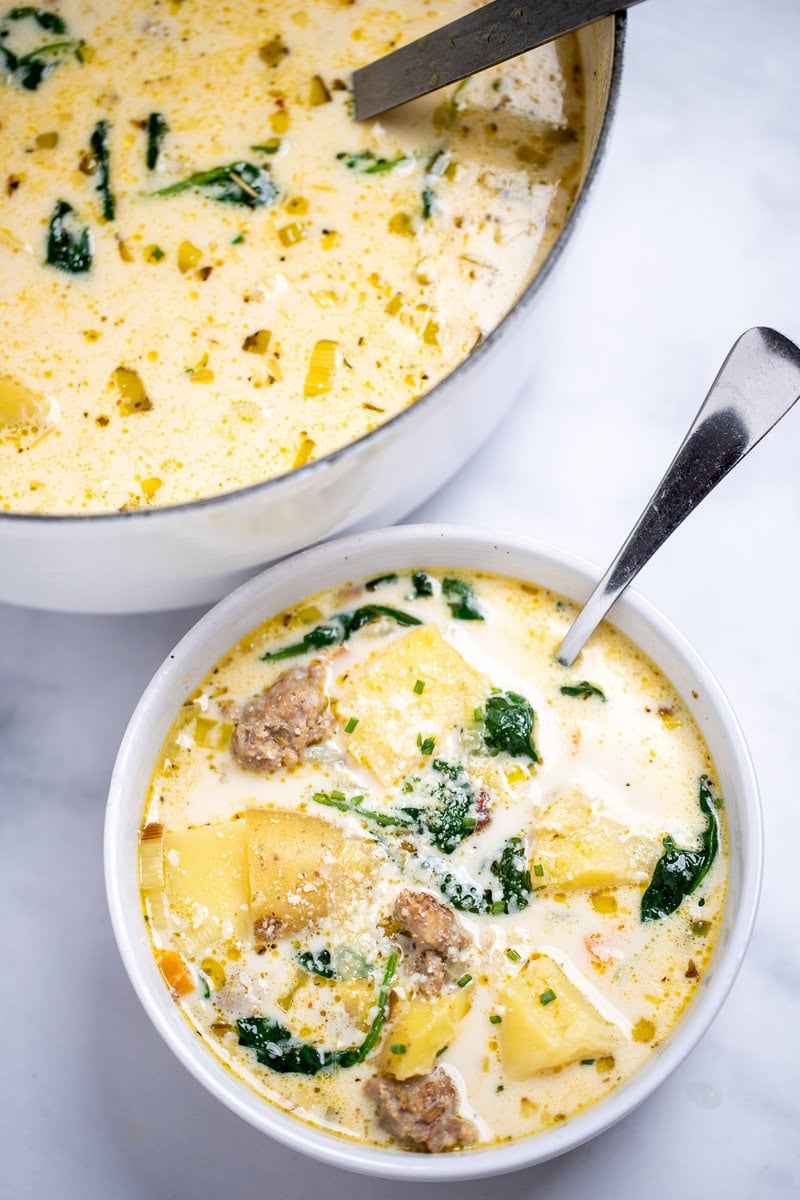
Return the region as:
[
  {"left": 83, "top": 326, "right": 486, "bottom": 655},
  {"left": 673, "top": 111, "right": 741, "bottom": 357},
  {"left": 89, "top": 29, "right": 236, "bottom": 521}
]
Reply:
[
  {"left": 366, "top": 1069, "right": 477, "bottom": 1152},
  {"left": 394, "top": 889, "right": 470, "bottom": 959},
  {"left": 231, "top": 663, "right": 334, "bottom": 772}
]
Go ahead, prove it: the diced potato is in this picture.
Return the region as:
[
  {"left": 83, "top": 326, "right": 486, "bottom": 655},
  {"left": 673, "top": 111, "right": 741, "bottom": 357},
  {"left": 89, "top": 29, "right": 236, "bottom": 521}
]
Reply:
[
  {"left": 532, "top": 792, "right": 657, "bottom": 892},
  {"left": 336, "top": 625, "right": 489, "bottom": 786},
  {"left": 338, "top": 979, "right": 375, "bottom": 1031},
  {"left": 324, "top": 837, "right": 382, "bottom": 924},
  {"left": 379, "top": 988, "right": 472, "bottom": 1080},
  {"left": 246, "top": 809, "right": 347, "bottom": 934},
  {"left": 498, "top": 955, "right": 616, "bottom": 1077},
  {"left": 164, "top": 818, "right": 248, "bottom": 937}
]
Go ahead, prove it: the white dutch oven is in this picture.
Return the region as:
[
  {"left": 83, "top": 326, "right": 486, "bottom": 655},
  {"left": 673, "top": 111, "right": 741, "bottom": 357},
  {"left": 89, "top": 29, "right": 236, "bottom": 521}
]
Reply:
[
  {"left": 105, "top": 525, "right": 762, "bottom": 1181},
  {"left": 2, "top": 17, "right": 624, "bottom": 614}
]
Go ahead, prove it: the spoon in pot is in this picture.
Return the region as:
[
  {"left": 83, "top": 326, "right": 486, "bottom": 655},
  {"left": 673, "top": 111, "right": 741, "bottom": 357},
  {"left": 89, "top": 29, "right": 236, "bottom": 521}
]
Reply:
[
  {"left": 556, "top": 326, "right": 800, "bottom": 666},
  {"left": 353, "top": 0, "right": 647, "bottom": 121}
]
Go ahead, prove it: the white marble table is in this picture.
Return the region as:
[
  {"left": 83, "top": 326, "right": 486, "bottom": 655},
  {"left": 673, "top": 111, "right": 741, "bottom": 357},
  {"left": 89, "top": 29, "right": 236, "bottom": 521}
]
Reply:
[{"left": 3, "top": 1, "right": 799, "bottom": 1195}]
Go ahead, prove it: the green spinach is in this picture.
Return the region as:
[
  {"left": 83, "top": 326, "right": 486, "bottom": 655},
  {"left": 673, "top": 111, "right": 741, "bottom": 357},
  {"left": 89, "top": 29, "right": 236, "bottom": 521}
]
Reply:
[
  {"left": 261, "top": 604, "right": 421, "bottom": 660},
  {"left": 484, "top": 691, "right": 539, "bottom": 761},
  {"left": 89, "top": 119, "right": 114, "bottom": 220},
  {"left": 336, "top": 150, "right": 414, "bottom": 174},
  {"left": 45, "top": 200, "right": 92, "bottom": 273},
  {"left": 150, "top": 161, "right": 278, "bottom": 208},
  {"left": 410, "top": 570, "right": 435, "bottom": 598},
  {"left": 442, "top": 577, "right": 483, "bottom": 620},
  {"left": 421, "top": 835, "right": 532, "bottom": 916},
  {"left": 559, "top": 681, "right": 607, "bottom": 701},
  {"left": 491, "top": 835, "right": 532, "bottom": 913},
  {"left": 296, "top": 948, "right": 336, "bottom": 979},
  {"left": 1, "top": 7, "right": 80, "bottom": 90},
  {"left": 404, "top": 759, "right": 481, "bottom": 854},
  {"left": 365, "top": 573, "right": 398, "bottom": 591},
  {"left": 145, "top": 111, "right": 168, "bottom": 170},
  {"left": 238, "top": 952, "right": 397, "bottom": 1074},
  {"left": 641, "top": 776, "right": 721, "bottom": 922}
]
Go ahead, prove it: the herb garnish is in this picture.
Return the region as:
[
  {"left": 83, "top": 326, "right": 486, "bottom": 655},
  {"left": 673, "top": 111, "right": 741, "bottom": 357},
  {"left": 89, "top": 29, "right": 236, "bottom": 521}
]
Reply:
[
  {"left": 336, "top": 150, "right": 414, "bottom": 174},
  {"left": 89, "top": 119, "right": 114, "bottom": 220},
  {"left": 45, "top": 200, "right": 92, "bottom": 273},
  {"left": 311, "top": 789, "right": 414, "bottom": 829},
  {"left": 145, "top": 111, "right": 168, "bottom": 170},
  {"left": 539, "top": 988, "right": 557, "bottom": 1006},
  {"left": 150, "top": 161, "right": 278, "bottom": 208},
  {"left": 422, "top": 834, "right": 532, "bottom": 916},
  {"left": 261, "top": 604, "right": 421, "bottom": 660},
  {"left": 484, "top": 690, "right": 539, "bottom": 761},
  {"left": 559, "top": 681, "right": 607, "bottom": 702},
  {"left": 442, "top": 576, "right": 483, "bottom": 620},
  {"left": 641, "top": 776, "right": 720, "bottom": 922},
  {"left": 0, "top": 7, "right": 81, "bottom": 90}
]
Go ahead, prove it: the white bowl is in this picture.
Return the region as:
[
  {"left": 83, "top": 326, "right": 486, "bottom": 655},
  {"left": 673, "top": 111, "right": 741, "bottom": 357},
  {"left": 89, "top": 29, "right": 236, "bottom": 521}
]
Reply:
[{"left": 104, "top": 524, "right": 762, "bottom": 1181}]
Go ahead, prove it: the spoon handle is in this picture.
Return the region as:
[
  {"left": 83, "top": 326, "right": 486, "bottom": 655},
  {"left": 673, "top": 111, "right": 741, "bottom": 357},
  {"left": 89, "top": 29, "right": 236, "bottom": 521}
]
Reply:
[{"left": 556, "top": 327, "right": 800, "bottom": 666}]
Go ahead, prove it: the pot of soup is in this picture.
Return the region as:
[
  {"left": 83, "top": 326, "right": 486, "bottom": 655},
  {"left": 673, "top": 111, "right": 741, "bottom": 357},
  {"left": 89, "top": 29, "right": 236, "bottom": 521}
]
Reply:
[
  {"left": 105, "top": 525, "right": 761, "bottom": 1179},
  {"left": 0, "top": 2, "right": 623, "bottom": 613}
]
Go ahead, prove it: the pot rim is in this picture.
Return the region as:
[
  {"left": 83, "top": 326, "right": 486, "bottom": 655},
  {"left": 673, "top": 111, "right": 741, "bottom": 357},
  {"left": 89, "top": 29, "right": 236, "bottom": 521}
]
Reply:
[
  {"left": 4, "top": 14, "right": 626, "bottom": 529},
  {"left": 104, "top": 522, "right": 763, "bottom": 1181}
]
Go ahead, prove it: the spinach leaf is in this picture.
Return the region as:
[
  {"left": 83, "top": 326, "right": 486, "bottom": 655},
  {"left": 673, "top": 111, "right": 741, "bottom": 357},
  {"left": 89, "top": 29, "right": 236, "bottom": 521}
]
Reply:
[
  {"left": 261, "top": 604, "right": 421, "bottom": 660},
  {"left": 491, "top": 835, "right": 532, "bottom": 913},
  {"left": 89, "top": 119, "right": 114, "bottom": 220},
  {"left": 45, "top": 200, "right": 92, "bottom": 273},
  {"left": 237, "top": 1017, "right": 334, "bottom": 1075},
  {"left": 297, "top": 948, "right": 336, "bottom": 979},
  {"left": 336, "top": 150, "right": 414, "bottom": 174},
  {"left": 1, "top": 7, "right": 80, "bottom": 89},
  {"left": 404, "top": 759, "right": 482, "bottom": 854},
  {"left": 365, "top": 572, "right": 398, "bottom": 591},
  {"left": 559, "top": 681, "right": 606, "bottom": 701},
  {"left": 145, "top": 111, "right": 168, "bottom": 170},
  {"left": 410, "top": 570, "right": 435, "bottom": 598},
  {"left": 311, "top": 789, "right": 413, "bottom": 829},
  {"left": 420, "top": 835, "right": 531, "bottom": 916},
  {"left": 442, "top": 576, "right": 483, "bottom": 620},
  {"left": 238, "top": 952, "right": 397, "bottom": 1074},
  {"left": 484, "top": 690, "right": 539, "bottom": 761},
  {"left": 641, "top": 776, "right": 721, "bottom": 922},
  {"left": 150, "top": 161, "right": 278, "bottom": 208}
]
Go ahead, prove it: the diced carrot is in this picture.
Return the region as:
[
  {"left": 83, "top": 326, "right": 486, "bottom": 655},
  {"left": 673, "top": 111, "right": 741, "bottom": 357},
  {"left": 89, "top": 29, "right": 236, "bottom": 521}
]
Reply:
[{"left": 158, "top": 950, "right": 195, "bottom": 998}]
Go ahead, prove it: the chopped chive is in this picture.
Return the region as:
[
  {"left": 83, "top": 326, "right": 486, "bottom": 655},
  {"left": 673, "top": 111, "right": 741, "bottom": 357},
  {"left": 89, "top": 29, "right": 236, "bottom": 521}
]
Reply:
[
  {"left": 489, "top": 1013, "right": 502, "bottom": 1025},
  {"left": 330, "top": 789, "right": 345, "bottom": 801},
  {"left": 533, "top": 863, "right": 544, "bottom": 878},
  {"left": 496, "top": 1083, "right": 505, "bottom": 1093},
  {"left": 505, "top": 948, "right": 521, "bottom": 962},
  {"left": 344, "top": 717, "right": 359, "bottom": 734},
  {"left": 463, "top": 817, "right": 478, "bottom": 830},
  {"left": 456, "top": 973, "right": 472, "bottom": 988},
  {"left": 150, "top": 246, "right": 165, "bottom": 261},
  {"left": 539, "top": 988, "right": 556, "bottom": 1005},
  {"left": 420, "top": 736, "right": 435, "bottom": 755},
  {"left": 473, "top": 706, "right": 483, "bottom": 721},
  {"left": 490, "top": 899, "right": 505, "bottom": 915},
  {"left": 413, "top": 679, "right": 425, "bottom": 695},
  {"left": 390, "top": 1043, "right": 407, "bottom": 1055},
  {"left": 435, "top": 1044, "right": 449, "bottom": 1057},
  {"left": 580, "top": 1058, "right": 595, "bottom": 1065},
  {"left": 231, "top": 233, "right": 245, "bottom": 244}
]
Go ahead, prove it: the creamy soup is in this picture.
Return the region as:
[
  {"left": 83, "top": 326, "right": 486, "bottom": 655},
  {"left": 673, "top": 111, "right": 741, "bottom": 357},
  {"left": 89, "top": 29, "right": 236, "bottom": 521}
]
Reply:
[
  {"left": 0, "top": 1, "right": 584, "bottom": 514},
  {"left": 139, "top": 570, "right": 727, "bottom": 1153}
]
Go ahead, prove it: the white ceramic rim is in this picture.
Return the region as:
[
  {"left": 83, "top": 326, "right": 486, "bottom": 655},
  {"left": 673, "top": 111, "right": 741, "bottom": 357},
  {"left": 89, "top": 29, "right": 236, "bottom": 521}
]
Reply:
[{"left": 105, "top": 524, "right": 763, "bottom": 1181}]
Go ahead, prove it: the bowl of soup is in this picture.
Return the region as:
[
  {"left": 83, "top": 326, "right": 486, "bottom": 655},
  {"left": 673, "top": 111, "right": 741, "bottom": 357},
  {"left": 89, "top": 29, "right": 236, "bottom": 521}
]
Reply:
[
  {"left": 105, "top": 525, "right": 762, "bottom": 1179},
  {"left": 0, "top": 1, "right": 623, "bottom": 612}
]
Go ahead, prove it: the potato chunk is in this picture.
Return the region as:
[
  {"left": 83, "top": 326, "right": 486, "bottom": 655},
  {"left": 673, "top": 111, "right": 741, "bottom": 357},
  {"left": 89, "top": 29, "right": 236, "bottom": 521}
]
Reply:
[
  {"left": 336, "top": 626, "right": 488, "bottom": 786},
  {"left": 380, "top": 988, "right": 472, "bottom": 1080},
  {"left": 164, "top": 818, "right": 248, "bottom": 937},
  {"left": 498, "top": 955, "right": 616, "bottom": 1077},
  {"left": 246, "top": 810, "right": 342, "bottom": 934},
  {"left": 532, "top": 792, "right": 657, "bottom": 892}
]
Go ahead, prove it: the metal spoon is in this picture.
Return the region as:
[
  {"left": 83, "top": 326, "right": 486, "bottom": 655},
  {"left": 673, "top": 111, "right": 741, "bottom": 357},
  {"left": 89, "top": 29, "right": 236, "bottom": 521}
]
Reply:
[
  {"left": 353, "top": 0, "right": 647, "bottom": 122},
  {"left": 556, "top": 327, "right": 800, "bottom": 666}
]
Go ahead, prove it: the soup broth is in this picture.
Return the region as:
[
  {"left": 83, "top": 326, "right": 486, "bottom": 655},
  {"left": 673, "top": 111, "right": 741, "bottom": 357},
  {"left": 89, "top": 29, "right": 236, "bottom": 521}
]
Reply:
[
  {"left": 139, "top": 569, "right": 727, "bottom": 1152},
  {"left": 0, "top": 1, "right": 584, "bottom": 513}
]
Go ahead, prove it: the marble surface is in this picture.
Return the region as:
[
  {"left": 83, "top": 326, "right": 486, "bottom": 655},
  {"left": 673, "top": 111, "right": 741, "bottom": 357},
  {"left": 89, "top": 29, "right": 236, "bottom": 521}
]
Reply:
[{"left": 3, "top": 1, "right": 800, "bottom": 1195}]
